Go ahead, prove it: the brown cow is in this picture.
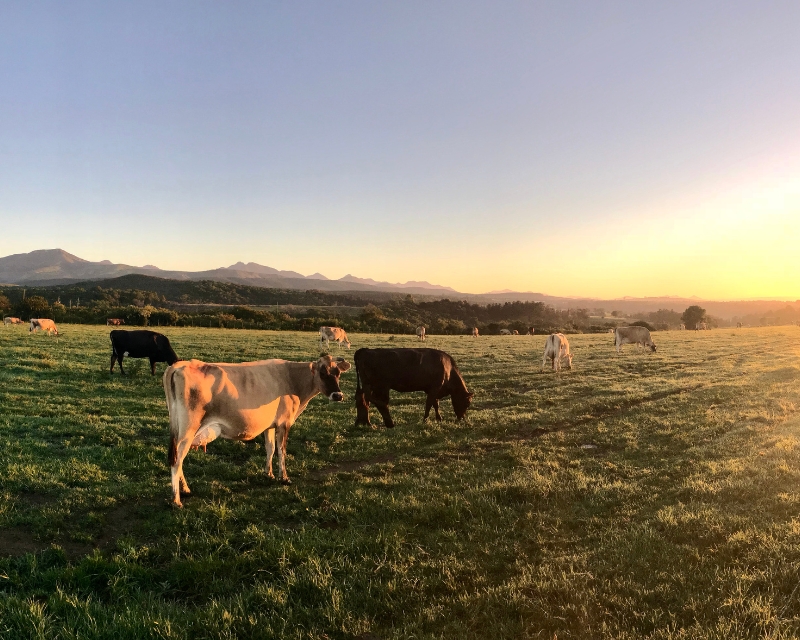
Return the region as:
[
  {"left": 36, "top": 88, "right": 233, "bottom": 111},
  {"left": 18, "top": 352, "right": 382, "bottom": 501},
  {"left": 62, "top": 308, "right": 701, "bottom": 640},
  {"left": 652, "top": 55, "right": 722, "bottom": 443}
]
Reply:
[
  {"left": 354, "top": 348, "right": 473, "bottom": 428},
  {"left": 164, "top": 355, "right": 351, "bottom": 507},
  {"left": 29, "top": 319, "right": 58, "bottom": 335}
]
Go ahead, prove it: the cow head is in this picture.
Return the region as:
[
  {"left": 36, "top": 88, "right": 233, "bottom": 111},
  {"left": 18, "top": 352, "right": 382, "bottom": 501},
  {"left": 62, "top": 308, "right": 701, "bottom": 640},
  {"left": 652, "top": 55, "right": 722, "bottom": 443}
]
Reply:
[
  {"left": 314, "top": 355, "right": 351, "bottom": 401},
  {"left": 452, "top": 390, "right": 474, "bottom": 420},
  {"left": 649, "top": 343, "right": 657, "bottom": 352}
]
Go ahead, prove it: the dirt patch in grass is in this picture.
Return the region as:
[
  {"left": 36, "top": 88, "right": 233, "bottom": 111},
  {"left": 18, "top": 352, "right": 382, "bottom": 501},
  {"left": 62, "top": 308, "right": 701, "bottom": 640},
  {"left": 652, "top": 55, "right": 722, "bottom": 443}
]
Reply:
[
  {"left": 507, "top": 382, "right": 709, "bottom": 440},
  {"left": 0, "top": 525, "right": 92, "bottom": 559},
  {"left": 312, "top": 453, "right": 397, "bottom": 479},
  {"left": 0, "top": 498, "right": 161, "bottom": 559},
  {"left": 17, "top": 490, "right": 58, "bottom": 507}
]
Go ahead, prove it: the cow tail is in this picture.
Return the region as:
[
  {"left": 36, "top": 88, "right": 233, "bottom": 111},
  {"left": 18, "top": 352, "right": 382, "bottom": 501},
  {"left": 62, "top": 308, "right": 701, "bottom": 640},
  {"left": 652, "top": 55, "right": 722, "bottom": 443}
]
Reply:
[{"left": 164, "top": 365, "right": 180, "bottom": 467}]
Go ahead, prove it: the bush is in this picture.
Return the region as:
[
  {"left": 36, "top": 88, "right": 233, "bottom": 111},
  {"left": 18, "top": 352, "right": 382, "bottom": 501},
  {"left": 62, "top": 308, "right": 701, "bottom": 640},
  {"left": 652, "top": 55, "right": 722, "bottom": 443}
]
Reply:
[{"left": 16, "top": 295, "right": 50, "bottom": 318}]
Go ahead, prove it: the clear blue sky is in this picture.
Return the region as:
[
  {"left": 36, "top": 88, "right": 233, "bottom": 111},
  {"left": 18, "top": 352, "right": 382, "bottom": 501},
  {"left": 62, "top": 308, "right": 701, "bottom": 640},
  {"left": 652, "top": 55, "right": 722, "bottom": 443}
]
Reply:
[{"left": 2, "top": 2, "right": 799, "bottom": 297}]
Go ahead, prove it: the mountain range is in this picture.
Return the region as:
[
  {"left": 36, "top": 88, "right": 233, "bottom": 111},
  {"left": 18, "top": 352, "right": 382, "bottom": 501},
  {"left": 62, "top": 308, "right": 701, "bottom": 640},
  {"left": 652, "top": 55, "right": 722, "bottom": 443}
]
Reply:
[
  {"left": 1, "top": 249, "right": 797, "bottom": 319},
  {"left": 0, "top": 249, "right": 458, "bottom": 295}
]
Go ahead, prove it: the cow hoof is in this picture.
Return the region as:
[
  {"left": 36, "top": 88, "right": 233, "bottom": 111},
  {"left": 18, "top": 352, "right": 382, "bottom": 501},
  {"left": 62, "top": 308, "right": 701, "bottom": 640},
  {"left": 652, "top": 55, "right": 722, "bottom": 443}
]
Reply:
[
  {"left": 281, "top": 478, "right": 292, "bottom": 486},
  {"left": 170, "top": 501, "right": 183, "bottom": 509}
]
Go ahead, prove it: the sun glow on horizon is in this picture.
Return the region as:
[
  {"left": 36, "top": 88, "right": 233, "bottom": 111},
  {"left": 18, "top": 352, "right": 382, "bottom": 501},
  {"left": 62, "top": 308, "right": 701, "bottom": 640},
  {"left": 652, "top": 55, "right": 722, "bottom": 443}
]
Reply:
[{"left": 448, "top": 170, "right": 800, "bottom": 300}]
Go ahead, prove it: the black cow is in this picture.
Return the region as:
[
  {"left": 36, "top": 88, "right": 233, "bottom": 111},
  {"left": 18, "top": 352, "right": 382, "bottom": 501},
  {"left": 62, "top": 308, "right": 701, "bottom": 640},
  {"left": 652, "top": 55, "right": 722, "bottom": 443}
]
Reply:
[
  {"left": 354, "top": 348, "right": 473, "bottom": 428},
  {"left": 110, "top": 330, "right": 180, "bottom": 375}
]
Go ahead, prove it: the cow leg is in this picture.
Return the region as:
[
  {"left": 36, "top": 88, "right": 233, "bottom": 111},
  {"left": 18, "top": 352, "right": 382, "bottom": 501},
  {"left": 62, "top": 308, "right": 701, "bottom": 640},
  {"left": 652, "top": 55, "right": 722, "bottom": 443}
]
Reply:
[
  {"left": 354, "top": 387, "right": 372, "bottom": 427},
  {"left": 424, "top": 394, "right": 442, "bottom": 421},
  {"left": 541, "top": 353, "right": 548, "bottom": 372},
  {"left": 264, "top": 427, "right": 276, "bottom": 479},
  {"left": 150, "top": 358, "right": 157, "bottom": 375},
  {"left": 276, "top": 423, "right": 292, "bottom": 484},
  {"left": 367, "top": 388, "right": 394, "bottom": 428},
  {"left": 170, "top": 438, "right": 194, "bottom": 507},
  {"left": 110, "top": 353, "right": 117, "bottom": 374},
  {"left": 118, "top": 354, "right": 126, "bottom": 375}
]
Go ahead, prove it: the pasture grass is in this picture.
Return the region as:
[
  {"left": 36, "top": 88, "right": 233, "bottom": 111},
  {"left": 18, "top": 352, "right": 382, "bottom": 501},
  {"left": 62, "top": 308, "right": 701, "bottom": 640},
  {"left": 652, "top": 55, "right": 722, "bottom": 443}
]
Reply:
[{"left": 1, "top": 324, "right": 800, "bottom": 638}]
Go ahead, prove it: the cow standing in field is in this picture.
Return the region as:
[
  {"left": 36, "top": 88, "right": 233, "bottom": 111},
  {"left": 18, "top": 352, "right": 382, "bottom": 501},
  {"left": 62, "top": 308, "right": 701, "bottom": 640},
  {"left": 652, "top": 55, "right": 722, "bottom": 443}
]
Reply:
[
  {"left": 353, "top": 348, "right": 473, "bottom": 428},
  {"left": 110, "top": 330, "right": 180, "bottom": 375},
  {"left": 526, "top": 327, "right": 535, "bottom": 335},
  {"left": 29, "top": 319, "right": 58, "bottom": 335},
  {"left": 471, "top": 327, "right": 479, "bottom": 337},
  {"left": 679, "top": 324, "right": 685, "bottom": 330},
  {"left": 541, "top": 333, "right": 573, "bottom": 372},
  {"left": 3, "top": 317, "right": 23, "bottom": 326},
  {"left": 736, "top": 322, "right": 742, "bottom": 328},
  {"left": 695, "top": 322, "right": 708, "bottom": 331},
  {"left": 164, "top": 355, "right": 351, "bottom": 507},
  {"left": 319, "top": 326, "right": 351, "bottom": 350},
  {"left": 416, "top": 326, "right": 426, "bottom": 341},
  {"left": 614, "top": 326, "right": 656, "bottom": 353},
  {"left": 107, "top": 318, "right": 125, "bottom": 326}
]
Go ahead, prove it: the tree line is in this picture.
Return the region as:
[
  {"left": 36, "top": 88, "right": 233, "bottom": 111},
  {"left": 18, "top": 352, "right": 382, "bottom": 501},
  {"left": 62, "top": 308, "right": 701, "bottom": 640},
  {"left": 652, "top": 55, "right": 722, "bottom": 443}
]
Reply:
[{"left": 0, "top": 276, "right": 772, "bottom": 335}]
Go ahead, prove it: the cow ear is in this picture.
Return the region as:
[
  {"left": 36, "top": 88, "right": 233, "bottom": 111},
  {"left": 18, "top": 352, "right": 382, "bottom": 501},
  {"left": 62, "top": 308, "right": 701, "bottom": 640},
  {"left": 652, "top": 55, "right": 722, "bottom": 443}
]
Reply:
[{"left": 336, "top": 359, "right": 351, "bottom": 372}]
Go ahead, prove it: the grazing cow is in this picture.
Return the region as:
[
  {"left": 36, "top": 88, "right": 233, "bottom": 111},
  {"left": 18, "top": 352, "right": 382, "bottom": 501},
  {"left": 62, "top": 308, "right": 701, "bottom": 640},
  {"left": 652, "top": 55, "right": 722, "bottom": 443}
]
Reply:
[
  {"left": 3, "top": 317, "right": 23, "bottom": 326},
  {"left": 695, "top": 322, "right": 708, "bottom": 331},
  {"left": 416, "top": 326, "right": 426, "bottom": 341},
  {"left": 164, "top": 355, "right": 351, "bottom": 506},
  {"left": 526, "top": 327, "right": 535, "bottom": 335},
  {"left": 541, "top": 333, "right": 573, "bottom": 372},
  {"left": 614, "top": 326, "right": 656, "bottom": 353},
  {"left": 319, "top": 326, "right": 351, "bottom": 350},
  {"left": 512, "top": 330, "right": 519, "bottom": 335},
  {"left": 29, "top": 319, "right": 58, "bottom": 335},
  {"left": 110, "top": 329, "right": 180, "bottom": 375},
  {"left": 736, "top": 322, "right": 742, "bottom": 329},
  {"left": 499, "top": 329, "right": 513, "bottom": 335},
  {"left": 472, "top": 327, "right": 479, "bottom": 337},
  {"left": 107, "top": 318, "right": 125, "bottom": 326},
  {"left": 354, "top": 348, "right": 473, "bottom": 428}
]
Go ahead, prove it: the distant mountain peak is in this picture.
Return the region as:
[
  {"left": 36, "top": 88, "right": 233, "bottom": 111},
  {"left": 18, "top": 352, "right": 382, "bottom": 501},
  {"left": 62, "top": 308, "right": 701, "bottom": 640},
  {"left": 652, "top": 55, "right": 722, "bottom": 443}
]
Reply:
[{"left": 1, "top": 249, "right": 456, "bottom": 295}]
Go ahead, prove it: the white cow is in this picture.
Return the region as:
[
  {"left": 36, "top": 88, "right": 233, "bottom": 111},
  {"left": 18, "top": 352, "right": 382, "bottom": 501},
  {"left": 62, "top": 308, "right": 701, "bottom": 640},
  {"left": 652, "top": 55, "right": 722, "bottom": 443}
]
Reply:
[
  {"left": 164, "top": 355, "right": 351, "bottom": 507},
  {"left": 499, "top": 329, "right": 513, "bottom": 335},
  {"left": 319, "top": 326, "right": 351, "bottom": 350},
  {"left": 29, "top": 319, "right": 59, "bottom": 336},
  {"left": 416, "top": 326, "right": 426, "bottom": 341},
  {"left": 541, "top": 333, "right": 573, "bottom": 372},
  {"left": 614, "top": 326, "right": 656, "bottom": 353}
]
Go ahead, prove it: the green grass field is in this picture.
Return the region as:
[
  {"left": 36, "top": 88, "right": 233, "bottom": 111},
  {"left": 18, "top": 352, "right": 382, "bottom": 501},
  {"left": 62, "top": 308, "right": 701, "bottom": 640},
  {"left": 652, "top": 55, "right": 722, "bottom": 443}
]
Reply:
[{"left": 1, "top": 324, "right": 799, "bottom": 639}]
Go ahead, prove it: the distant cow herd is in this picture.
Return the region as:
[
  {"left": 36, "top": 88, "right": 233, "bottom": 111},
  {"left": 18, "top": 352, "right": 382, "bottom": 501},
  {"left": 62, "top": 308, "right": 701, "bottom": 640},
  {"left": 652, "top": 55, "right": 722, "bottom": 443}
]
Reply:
[{"left": 11, "top": 316, "right": 763, "bottom": 507}]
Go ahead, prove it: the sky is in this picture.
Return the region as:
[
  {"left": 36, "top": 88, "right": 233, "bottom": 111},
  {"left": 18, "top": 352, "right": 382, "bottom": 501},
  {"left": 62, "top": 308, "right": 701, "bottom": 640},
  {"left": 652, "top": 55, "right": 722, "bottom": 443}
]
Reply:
[{"left": 1, "top": 1, "right": 799, "bottom": 299}]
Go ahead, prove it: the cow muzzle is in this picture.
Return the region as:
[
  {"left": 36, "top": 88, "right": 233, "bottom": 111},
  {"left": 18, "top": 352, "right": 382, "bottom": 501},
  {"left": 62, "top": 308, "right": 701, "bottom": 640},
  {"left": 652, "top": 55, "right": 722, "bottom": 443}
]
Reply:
[{"left": 328, "top": 392, "right": 344, "bottom": 402}]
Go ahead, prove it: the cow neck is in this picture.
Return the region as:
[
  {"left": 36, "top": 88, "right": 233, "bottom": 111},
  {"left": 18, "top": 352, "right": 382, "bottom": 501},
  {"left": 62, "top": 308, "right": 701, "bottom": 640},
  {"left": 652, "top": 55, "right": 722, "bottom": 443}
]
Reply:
[
  {"left": 280, "top": 361, "right": 320, "bottom": 403},
  {"left": 449, "top": 368, "right": 470, "bottom": 396}
]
